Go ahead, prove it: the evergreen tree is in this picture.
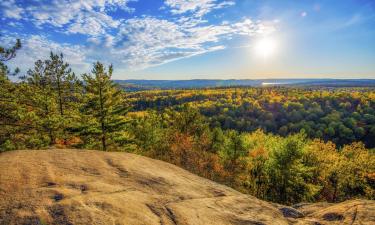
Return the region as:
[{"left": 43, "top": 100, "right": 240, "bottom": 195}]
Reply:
[
  {"left": 45, "top": 53, "right": 72, "bottom": 116},
  {"left": 24, "top": 59, "right": 60, "bottom": 145},
  {"left": 220, "top": 130, "right": 247, "bottom": 184},
  {"left": 265, "top": 132, "right": 318, "bottom": 204},
  {"left": 45, "top": 53, "right": 82, "bottom": 143},
  {"left": 22, "top": 53, "right": 82, "bottom": 145},
  {"left": 0, "top": 39, "right": 21, "bottom": 150},
  {"left": 80, "top": 62, "right": 129, "bottom": 151},
  {"left": 210, "top": 127, "right": 225, "bottom": 153},
  {"left": 0, "top": 39, "right": 21, "bottom": 62}
]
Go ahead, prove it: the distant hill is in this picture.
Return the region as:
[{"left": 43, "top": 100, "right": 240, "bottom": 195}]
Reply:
[
  {"left": 1, "top": 149, "right": 374, "bottom": 225},
  {"left": 115, "top": 79, "right": 375, "bottom": 90}
]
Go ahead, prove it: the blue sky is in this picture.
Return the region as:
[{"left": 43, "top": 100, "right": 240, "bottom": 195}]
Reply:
[{"left": 1, "top": 0, "right": 375, "bottom": 79}]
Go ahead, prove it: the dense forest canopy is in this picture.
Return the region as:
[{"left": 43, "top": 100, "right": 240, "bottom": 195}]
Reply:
[
  {"left": 0, "top": 43, "right": 374, "bottom": 205},
  {"left": 127, "top": 88, "right": 375, "bottom": 148}
]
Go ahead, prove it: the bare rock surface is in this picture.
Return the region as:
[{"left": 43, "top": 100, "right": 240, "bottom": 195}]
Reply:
[{"left": 0, "top": 149, "right": 373, "bottom": 225}]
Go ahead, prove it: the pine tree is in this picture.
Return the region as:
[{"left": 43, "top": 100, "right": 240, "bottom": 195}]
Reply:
[
  {"left": 45, "top": 53, "right": 71, "bottom": 116},
  {"left": 265, "top": 132, "right": 318, "bottom": 204},
  {"left": 22, "top": 53, "right": 82, "bottom": 146},
  {"left": 45, "top": 53, "right": 82, "bottom": 143},
  {"left": 222, "top": 130, "right": 247, "bottom": 182},
  {"left": 0, "top": 39, "right": 21, "bottom": 62},
  {"left": 210, "top": 127, "right": 225, "bottom": 153},
  {"left": 81, "top": 62, "right": 129, "bottom": 151},
  {"left": 0, "top": 39, "right": 21, "bottom": 150},
  {"left": 24, "top": 59, "right": 60, "bottom": 145}
]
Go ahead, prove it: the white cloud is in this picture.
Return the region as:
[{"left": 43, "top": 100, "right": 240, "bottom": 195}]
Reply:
[
  {"left": 165, "top": 0, "right": 235, "bottom": 17},
  {"left": 1, "top": 0, "right": 276, "bottom": 72},
  {"left": 0, "top": 0, "right": 24, "bottom": 19},
  {"left": 66, "top": 11, "right": 121, "bottom": 36},
  {"left": 109, "top": 16, "right": 271, "bottom": 69},
  {"left": 2, "top": 35, "right": 90, "bottom": 74},
  {"left": 2, "top": 0, "right": 135, "bottom": 36}
]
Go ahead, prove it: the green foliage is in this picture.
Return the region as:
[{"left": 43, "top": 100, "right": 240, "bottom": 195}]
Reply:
[
  {"left": 264, "top": 133, "right": 318, "bottom": 204},
  {"left": 0, "top": 39, "right": 22, "bottom": 151},
  {"left": 129, "top": 111, "right": 167, "bottom": 155},
  {"left": 169, "top": 104, "right": 207, "bottom": 136},
  {"left": 128, "top": 87, "right": 375, "bottom": 148},
  {"left": 0, "top": 39, "right": 21, "bottom": 62},
  {"left": 129, "top": 109, "right": 375, "bottom": 204},
  {"left": 210, "top": 127, "right": 225, "bottom": 153},
  {"left": 219, "top": 130, "right": 247, "bottom": 178},
  {"left": 335, "top": 143, "right": 375, "bottom": 200},
  {"left": 24, "top": 59, "right": 61, "bottom": 145},
  {"left": 79, "top": 62, "right": 130, "bottom": 151},
  {"left": 303, "top": 140, "right": 375, "bottom": 202},
  {"left": 21, "top": 53, "right": 82, "bottom": 146}
]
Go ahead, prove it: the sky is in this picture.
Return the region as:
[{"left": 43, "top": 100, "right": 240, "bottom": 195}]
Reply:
[{"left": 1, "top": 0, "right": 375, "bottom": 80}]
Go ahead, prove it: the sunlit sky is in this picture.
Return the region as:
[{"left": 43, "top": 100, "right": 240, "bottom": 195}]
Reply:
[{"left": 1, "top": 0, "right": 375, "bottom": 80}]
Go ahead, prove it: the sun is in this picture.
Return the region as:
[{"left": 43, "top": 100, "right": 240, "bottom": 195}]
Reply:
[{"left": 254, "top": 37, "right": 277, "bottom": 58}]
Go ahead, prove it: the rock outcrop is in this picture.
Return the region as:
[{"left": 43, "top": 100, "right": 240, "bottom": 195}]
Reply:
[{"left": 0, "top": 149, "right": 373, "bottom": 225}]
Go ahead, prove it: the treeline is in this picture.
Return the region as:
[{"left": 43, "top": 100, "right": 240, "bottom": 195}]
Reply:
[
  {"left": 1, "top": 43, "right": 130, "bottom": 151},
  {"left": 129, "top": 107, "right": 374, "bottom": 204},
  {"left": 1, "top": 41, "right": 374, "bottom": 205},
  {"left": 127, "top": 88, "right": 375, "bottom": 148}
]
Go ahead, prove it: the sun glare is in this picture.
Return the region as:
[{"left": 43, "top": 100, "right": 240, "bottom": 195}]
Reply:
[{"left": 254, "top": 37, "right": 277, "bottom": 58}]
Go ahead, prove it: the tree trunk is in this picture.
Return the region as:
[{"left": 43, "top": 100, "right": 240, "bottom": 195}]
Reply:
[
  {"left": 57, "top": 77, "right": 64, "bottom": 116},
  {"left": 101, "top": 121, "right": 107, "bottom": 151},
  {"left": 99, "top": 79, "right": 106, "bottom": 151}
]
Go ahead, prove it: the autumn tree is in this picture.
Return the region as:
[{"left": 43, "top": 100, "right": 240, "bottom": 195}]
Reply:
[{"left": 335, "top": 142, "right": 375, "bottom": 201}]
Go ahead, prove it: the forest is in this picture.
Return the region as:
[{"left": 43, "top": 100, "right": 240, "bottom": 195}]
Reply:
[
  {"left": 127, "top": 87, "right": 375, "bottom": 148},
  {"left": 1, "top": 40, "right": 374, "bottom": 205}
]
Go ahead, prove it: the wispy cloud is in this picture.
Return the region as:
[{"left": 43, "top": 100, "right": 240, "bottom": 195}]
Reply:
[
  {"left": 0, "top": 0, "right": 24, "bottom": 19},
  {"left": 1, "top": 0, "right": 276, "bottom": 72},
  {"left": 165, "top": 0, "right": 235, "bottom": 17},
  {"left": 1, "top": 34, "right": 90, "bottom": 74},
  {"left": 2, "top": 0, "right": 135, "bottom": 35},
  {"left": 108, "top": 16, "right": 271, "bottom": 69}
]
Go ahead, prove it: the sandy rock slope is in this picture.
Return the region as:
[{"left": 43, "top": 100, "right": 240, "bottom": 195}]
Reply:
[{"left": 0, "top": 149, "right": 373, "bottom": 225}]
